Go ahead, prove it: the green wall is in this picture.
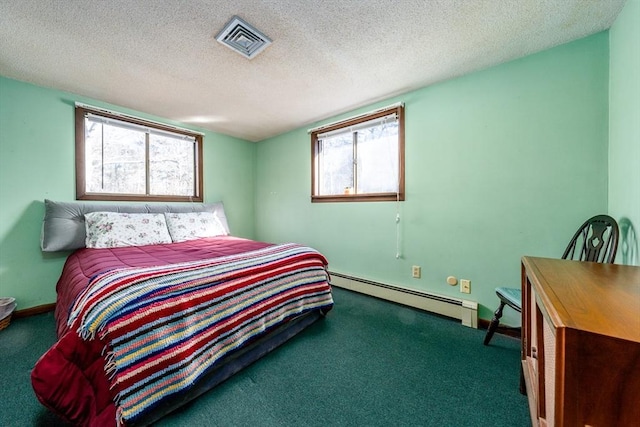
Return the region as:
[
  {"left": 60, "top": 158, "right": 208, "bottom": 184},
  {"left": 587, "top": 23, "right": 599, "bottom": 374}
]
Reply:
[
  {"left": 0, "top": 76, "right": 256, "bottom": 309},
  {"left": 609, "top": 0, "right": 640, "bottom": 267},
  {"left": 255, "top": 33, "right": 610, "bottom": 324}
]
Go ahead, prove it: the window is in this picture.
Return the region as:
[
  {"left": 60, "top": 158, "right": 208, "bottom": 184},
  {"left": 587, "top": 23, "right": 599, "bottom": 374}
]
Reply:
[
  {"left": 75, "top": 106, "right": 203, "bottom": 202},
  {"left": 311, "top": 104, "right": 404, "bottom": 202}
]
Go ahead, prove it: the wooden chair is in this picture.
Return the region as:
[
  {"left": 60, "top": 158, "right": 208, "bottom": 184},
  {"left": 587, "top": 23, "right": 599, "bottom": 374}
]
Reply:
[{"left": 483, "top": 214, "right": 620, "bottom": 345}]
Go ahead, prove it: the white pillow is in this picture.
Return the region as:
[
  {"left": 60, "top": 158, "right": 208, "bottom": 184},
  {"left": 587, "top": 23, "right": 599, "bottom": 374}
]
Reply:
[
  {"left": 164, "top": 212, "right": 228, "bottom": 242},
  {"left": 85, "top": 212, "right": 172, "bottom": 248}
]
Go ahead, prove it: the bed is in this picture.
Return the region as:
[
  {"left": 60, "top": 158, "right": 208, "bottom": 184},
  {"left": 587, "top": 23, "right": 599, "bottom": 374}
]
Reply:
[{"left": 31, "top": 199, "right": 333, "bottom": 426}]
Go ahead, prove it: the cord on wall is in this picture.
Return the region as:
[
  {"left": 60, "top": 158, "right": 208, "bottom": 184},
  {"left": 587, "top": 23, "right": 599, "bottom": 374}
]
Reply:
[{"left": 395, "top": 191, "right": 401, "bottom": 259}]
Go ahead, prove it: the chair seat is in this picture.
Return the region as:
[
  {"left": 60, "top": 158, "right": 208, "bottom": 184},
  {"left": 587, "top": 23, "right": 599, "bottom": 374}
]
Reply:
[{"left": 495, "top": 287, "right": 522, "bottom": 312}]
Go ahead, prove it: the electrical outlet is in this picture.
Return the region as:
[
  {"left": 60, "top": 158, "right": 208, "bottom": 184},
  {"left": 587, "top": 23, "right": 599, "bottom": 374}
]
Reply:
[
  {"left": 460, "top": 279, "right": 471, "bottom": 294},
  {"left": 412, "top": 265, "right": 421, "bottom": 278}
]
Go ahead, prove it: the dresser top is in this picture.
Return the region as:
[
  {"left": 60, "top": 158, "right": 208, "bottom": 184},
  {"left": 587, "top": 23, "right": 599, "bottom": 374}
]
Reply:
[{"left": 522, "top": 256, "right": 640, "bottom": 343}]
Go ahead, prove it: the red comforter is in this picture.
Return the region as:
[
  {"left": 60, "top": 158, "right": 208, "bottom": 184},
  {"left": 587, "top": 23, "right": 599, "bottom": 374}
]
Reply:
[
  {"left": 53, "top": 236, "right": 272, "bottom": 338},
  {"left": 32, "top": 236, "right": 331, "bottom": 426}
]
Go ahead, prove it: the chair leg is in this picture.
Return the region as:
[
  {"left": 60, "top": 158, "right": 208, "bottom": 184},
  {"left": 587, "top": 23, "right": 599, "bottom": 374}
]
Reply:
[{"left": 483, "top": 301, "right": 506, "bottom": 345}]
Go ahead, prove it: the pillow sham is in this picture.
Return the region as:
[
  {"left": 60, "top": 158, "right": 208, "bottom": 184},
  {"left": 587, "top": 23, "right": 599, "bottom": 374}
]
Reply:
[
  {"left": 164, "top": 212, "right": 228, "bottom": 242},
  {"left": 41, "top": 199, "right": 232, "bottom": 252},
  {"left": 85, "top": 212, "right": 172, "bottom": 249}
]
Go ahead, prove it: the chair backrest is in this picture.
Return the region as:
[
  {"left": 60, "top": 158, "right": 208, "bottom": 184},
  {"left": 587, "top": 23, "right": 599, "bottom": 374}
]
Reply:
[{"left": 562, "top": 215, "right": 619, "bottom": 263}]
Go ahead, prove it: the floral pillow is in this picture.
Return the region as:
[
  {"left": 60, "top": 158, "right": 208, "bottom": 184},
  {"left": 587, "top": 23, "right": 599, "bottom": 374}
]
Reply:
[
  {"left": 164, "top": 212, "right": 228, "bottom": 242},
  {"left": 85, "top": 212, "right": 172, "bottom": 249}
]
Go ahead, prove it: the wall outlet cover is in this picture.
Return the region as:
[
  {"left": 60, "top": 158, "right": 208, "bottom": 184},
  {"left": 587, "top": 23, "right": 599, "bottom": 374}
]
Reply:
[
  {"left": 460, "top": 279, "right": 471, "bottom": 294},
  {"left": 412, "top": 265, "right": 421, "bottom": 278}
]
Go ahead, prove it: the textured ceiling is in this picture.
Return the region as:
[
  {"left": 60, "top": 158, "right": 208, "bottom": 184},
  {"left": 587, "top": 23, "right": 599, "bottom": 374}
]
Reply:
[{"left": 0, "top": 0, "right": 626, "bottom": 142}]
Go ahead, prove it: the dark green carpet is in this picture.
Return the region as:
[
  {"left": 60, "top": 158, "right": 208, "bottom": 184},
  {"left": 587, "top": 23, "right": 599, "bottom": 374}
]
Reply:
[{"left": 0, "top": 287, "right": 529, "bottom": 426}]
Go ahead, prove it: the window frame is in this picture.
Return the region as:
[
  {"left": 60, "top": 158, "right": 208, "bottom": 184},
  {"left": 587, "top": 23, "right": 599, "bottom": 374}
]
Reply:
[
  {"left": 311, "top": 104, "right": 405, "bottom": 203},
  {"left": 75, "top": 106, "right": 204, "bottom": 202}
]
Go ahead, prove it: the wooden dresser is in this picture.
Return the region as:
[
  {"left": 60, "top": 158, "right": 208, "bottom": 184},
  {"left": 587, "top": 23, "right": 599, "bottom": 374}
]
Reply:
[{"left": 521, "top": 256, "right": 640, "bottom": 426}]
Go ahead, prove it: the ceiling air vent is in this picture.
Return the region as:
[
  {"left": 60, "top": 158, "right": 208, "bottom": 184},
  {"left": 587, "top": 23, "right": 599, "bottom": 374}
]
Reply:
[{"left": 215, "top": 16, "right": 272, "bottom": 59}]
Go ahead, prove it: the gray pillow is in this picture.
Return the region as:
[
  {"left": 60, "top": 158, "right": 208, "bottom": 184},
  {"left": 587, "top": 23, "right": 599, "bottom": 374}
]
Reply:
[{"left": 40, "top": 199, "right": 230, "bottom": 252}]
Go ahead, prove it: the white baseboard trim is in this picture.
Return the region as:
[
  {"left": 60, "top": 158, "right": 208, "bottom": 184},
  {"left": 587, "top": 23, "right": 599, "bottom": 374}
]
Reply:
[{"left": 330, "top": 271, "right": 478, "bottom": 328}]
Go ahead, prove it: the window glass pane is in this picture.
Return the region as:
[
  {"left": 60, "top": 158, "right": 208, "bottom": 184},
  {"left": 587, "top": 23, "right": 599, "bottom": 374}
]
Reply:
[
  {"left": 85, "top": 120, "right": 146, "bottom": 194},
  {"left": 311, "top": 104, "right": 404, "bottom": 202},
  {"left": 318, "top": 132, "right": 354, "bottom": 195},
  {"left": 149, "top": 134, "right": 195, "bottom": 196},
  {"left": 356, "top": 121, "right": 399, "bottom": 194},
  {"left": 77, "top": 106, "right": 203, "bottom": 202}
]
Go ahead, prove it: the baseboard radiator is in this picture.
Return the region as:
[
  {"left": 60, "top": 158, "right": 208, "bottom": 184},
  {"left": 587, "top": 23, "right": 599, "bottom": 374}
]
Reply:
[{"left": 329, "top": 272, "right": 478, "bottom": 328}]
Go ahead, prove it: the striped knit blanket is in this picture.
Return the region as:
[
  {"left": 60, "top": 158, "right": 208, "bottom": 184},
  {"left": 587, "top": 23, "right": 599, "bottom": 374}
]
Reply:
[{"left": 67, "top": 243, "right": 333, "bottom": 426}]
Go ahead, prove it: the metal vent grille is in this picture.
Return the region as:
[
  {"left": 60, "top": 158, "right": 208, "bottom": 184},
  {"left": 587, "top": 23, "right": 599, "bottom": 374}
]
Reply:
[{"left": 215, "top": 16, "right": 271, "bottom": 59}]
